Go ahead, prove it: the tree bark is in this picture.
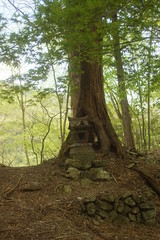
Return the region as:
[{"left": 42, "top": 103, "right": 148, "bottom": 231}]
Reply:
[
  {"left": 70, "top": 75, "right": 80, "bottom": 117},
  {"left": 76, "top": 60, "right": 124, "bottom": 156}
]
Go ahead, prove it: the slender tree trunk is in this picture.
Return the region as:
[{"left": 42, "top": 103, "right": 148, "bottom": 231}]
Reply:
[
  {"left": 62, "top": 85, "right": 70, "bottom": 143},
  {"left": 47, "top": 44, "right": 65, "bottom": 144},
  {"left": 30, "top": 133, "right": 39, "bottom": 165},
  {"left": 11, "top": 68, "right": 30, "bottom": 166},
  {"left": 68, "top": 53, "right": 80, "bottom": 117},
  {"left": 147, "top": 25, "right": 153, "bottom": 151},
  {"left": 137, "top": 76, "right": 146, "bottom": 151},
  {"left": 112, "top": 13, "right": 135, "bottom": 150},
  {"left": 109, "top": 92, "right": 122, "bottom": 120},
  {"left": 20, "top": 90, "right": 30, "bottom": 166}
]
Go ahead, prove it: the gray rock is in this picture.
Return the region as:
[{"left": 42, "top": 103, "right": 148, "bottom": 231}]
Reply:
[
  {"left": 123, "top": 205, "right": 131, "bottom": 216},
  {"left": 89, "top": 168, "right": 111, "bottom": 181},
  {"left": 81, "top": 179, "right": 93, "bottom": 187},
  {"left": 114, "top": 199, "right": 119, "bottom": 210},
  {"left": 122, "top": 191, "right": 132, "bottom": 199},
  {"left": 98, "top": 192, "right": 115, "bottom": 203},
  {"left": 85, "top": 202, "right": 96, "bottom": 216},
  {"left": 81, "top": 170, "right": 90, "bottom": 179},
  {"left": 65, "top": 158, "right": 92, "bottom": 170},
  {"left": 62, "top": 185, "right": 72, "bottom": 193},
  {"left": 92, "top": 160, "right": 106, "bottom": 168},
  {"left": 129, "top": 213, "right": 137, "bottom": 222},
  {"left": 144, "top": 218, "right": 157, "bottom": 226},
  {"left": 108, "top": 210, "right": 117, "bottom": 221},
  {"left": 141, "top": 209, "right": 156, "bottom": 221},
  {"left": 84, "top": 195, "right": 97, "bottom": 203},
  {"left": 66, "top": 167, "right": 81, "bottom": 180},
  {"left": 114, "top": 214, "right": 130, "bottom": 224},
  {"left": 139, "top": 196, "right": 148, "bottom": 203},
  {"left": 97, "top": 209, "right": 109, "bottom": 219},
  {"left": 136, "top": 213, "right": 141, "bottom": 223},
  {"left": 71, "top": 148, "right": 96, "bottom": 161},
  {"left": 96, "top": 199, "right": 113, "bottom": 212},
  {"left": 132, "top": 194, "right": 141, "bottom": 204},
  {"left": 95, "top": 214, "right": 104, "bottom": 222},
  {"left": 131, "top": 207, "right": 140, "bottom": 214},
  {"left": 96, "top": 169, "right": 111, "bottom": 180},
  {"left": 138, "top": 201, "right": 154, "bottom": 210},
  {"left": 124, "top": 197, "right": 136, "bottom": 207},
  {"left": 117, "top": 200, "right": 125, "bottom": 214}
]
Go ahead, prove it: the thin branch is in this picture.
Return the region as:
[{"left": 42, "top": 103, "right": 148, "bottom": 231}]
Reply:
[
  {"left": 40, "top": 116, "right": 53, "bottom": 163},
  {"left": 8, "top": 0, "right": 25, "bottom": 16}
]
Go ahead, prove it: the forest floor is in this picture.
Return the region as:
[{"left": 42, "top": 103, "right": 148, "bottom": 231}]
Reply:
[{"left": 1, "top": 150, "right": 160, "bottom": 240}]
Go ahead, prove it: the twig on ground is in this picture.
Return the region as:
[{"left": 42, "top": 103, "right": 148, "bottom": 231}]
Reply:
[
  {"left": 111, "top": 174, "right": 118, "bottom": 183},
  {"left": 54, "top": 184, "right": 63, "bottom": 192},
  {"left": 3, "top": 175, "right": 23, "bottom": 199},
  {"left": 67, "top": 200, "right": 75, "bottom": 208}
]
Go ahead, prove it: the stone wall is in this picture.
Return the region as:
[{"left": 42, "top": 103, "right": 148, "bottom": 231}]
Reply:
[
  {"left": 79, "top": 192, "right": 157, "bottom": 226},
  {"left": 64, "top": 145, "right": 113, "bottom": 180},
  {"left": 65, "top": 157, "right": 111, "bottom": 180}
]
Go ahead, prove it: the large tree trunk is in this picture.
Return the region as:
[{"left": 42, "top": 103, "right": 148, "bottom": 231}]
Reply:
[
  {"left": 67, "top": 60, "right": 124, "bottom": 157},
  {"left": 77, "top": 61, "right": 124, "bottom": 156},
  {"left": 112, "top": 13, "right": 135, "bottom": 150}
]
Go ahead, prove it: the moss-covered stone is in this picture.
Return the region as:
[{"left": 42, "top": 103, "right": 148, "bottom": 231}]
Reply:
[
  {"left": 92, "top": 160, "right": 106, "bottom": 168},
  {"left": 62, "top": 185, "right": 72, "bottom": 193},
  {"left": 80, "top": 191, "right": 157, "bottom": 226},
  {"left": 98, "top": 192, "right": 115, "bottom": 203},
  {"left": 131, "top": 207, "right": 140, "bottom": 214},
  {"left": 117, "top": 200, "right": 125, "bottom": 214},
  {"left": 85, "top": 203, "right": 96, "bottom": 216},
  {"left": 138, "top": 201, "right": 154, "bottom": 210},
  {"left": 124, "top": 197, "right": 136, "bottom": 207},
  {"left": 108, "top": 210, "right": 117, "bottom": 221},
  {"left": 144, "top": 218, "right": 157, "bottom": 226},
  {"left": 84, "top": 195, "right": 97, "bottom": 203},
  {"left": 97, "top": 209, "right": 109, "bottom": 219},
  {"left": 123, "top": 205, "right": 131, "bottom": 216},
  {"left": 122, "top": 191, "right": 132, "bottom": 199},
  {"left": 129, "top": 213, "right": 137, "bottom": 222},
  {"left": 96, "top": 199, "right": 113, "bottom": 212},
  {"left": 89, "top": 168, "right": 111, "bottom": 180},
  {"left": 66, "top": 167, "right": 81, "bottom": 180},
  {"left": 141, "top": 209, "right": 156, "bottom": 221},
  {"left": 114, "top": 214, "right": 130, "bottom": 224},
  {"left": 81, "top": 178, "right": 93, "bottom": 187},
  {"left": 65, "top": 158, "right": 92, "bottom": 170}
]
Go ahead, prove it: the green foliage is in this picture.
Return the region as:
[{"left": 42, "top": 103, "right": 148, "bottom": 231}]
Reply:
[{"left": 0, "top": 89, "right": 68, "bottom": 166}]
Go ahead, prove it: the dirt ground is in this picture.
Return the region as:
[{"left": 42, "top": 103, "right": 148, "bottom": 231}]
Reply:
[{"left": 1, "top": 152, "right": 160, "bottom": 240}]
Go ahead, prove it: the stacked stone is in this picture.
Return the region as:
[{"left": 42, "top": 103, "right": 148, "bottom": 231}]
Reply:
[
  {"left": 65, "top": 156, "right": 110, "bottom": 180},
  {"left": 80, "top": 192, "right": 157, "bottom": 226}
]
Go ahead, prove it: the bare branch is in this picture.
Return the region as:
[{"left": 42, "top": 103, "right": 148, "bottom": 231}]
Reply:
[{"left": 7, "top": 0, "right": 25, "bottom": 16}]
